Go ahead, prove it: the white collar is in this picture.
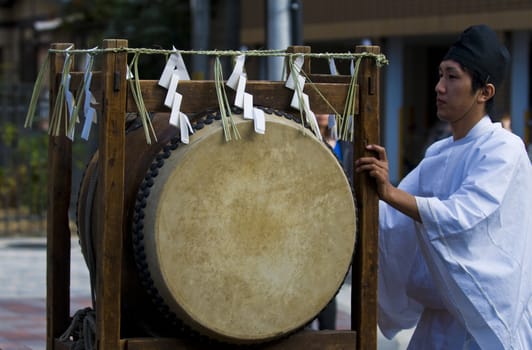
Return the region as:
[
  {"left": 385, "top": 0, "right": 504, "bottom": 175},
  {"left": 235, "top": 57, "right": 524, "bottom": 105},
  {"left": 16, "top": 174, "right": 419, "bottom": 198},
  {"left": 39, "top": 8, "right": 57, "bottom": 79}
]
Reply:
[{"left": 454, "top": 116, "right": 494, "bottom": 145}]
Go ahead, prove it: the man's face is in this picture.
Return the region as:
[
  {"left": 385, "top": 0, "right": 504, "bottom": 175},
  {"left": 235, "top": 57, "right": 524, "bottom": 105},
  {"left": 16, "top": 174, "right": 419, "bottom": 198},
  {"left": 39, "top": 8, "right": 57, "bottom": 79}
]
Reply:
[{"left": 435, "top": 60, "right": 478, "bottom": 123}]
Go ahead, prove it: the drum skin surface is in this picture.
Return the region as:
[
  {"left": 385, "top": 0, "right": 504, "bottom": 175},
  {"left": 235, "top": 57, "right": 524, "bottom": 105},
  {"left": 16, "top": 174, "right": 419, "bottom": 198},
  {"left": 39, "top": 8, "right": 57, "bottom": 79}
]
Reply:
[{"left": 135, "top": 112, "right": 357, "bottom": 344}]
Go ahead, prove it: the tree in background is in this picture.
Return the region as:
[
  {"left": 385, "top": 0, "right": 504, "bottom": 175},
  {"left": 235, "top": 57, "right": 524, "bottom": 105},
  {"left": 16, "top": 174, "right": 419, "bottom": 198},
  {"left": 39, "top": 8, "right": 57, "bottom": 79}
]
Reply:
[{"left": 59, "top": 0, "right": 192, "bottom": 78}]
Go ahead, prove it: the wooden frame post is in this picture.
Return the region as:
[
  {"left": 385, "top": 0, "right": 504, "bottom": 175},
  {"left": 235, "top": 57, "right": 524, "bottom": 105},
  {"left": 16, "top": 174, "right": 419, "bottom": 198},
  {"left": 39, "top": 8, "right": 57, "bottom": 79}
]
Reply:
[
  {"left": 351, "top": 45, "right": 381, "bottom": 350},
  {"left": 46, "top": 42, "right": 73, "bottom": 350},
  {"left": 95, "top": 39, "right": 128, "bottom": 349},
  {"left": 285, "top": 45, "right": 311, "bottom": 74}
]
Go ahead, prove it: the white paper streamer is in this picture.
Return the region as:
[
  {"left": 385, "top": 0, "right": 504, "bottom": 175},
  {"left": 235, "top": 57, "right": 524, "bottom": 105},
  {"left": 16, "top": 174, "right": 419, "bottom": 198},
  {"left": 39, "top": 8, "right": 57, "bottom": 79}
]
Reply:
[
  {"left": 61, "top": 46, "right": 76, "bottom": 140},
  {"left": 284, "top": 55, "right": 305, "bottom": 90},
  {"left": 253, "top": 108, "right": 265, "bottom": 134},
  {"left": 64, "top": 73, "right": 74, "bottom": 119},
  {"left": 158, "top": 47, "right": 190, "bottom": 88},
  {"left": 290, "top": 91, "right": 309, "bottom": 111},
  {"left": 164, "top": 72, "right": 180, "bottom": 108},
  {"left": 179, "top": 112, "right": 194, "bottom": 144},
  {"left": 126, "top": 64, "right": 134, "bottom": 80},
  {"left": 81, "top": 49, "right": 98, "bottom": 140},
  {"left": 169, "top": 92, "right": 183, "bottom": 127},
  {"left": 174, "top": 48, "right": 191, "bottom": 81},
  {"left": 305, "top": 109, "right": 321, "bottom": 141},
  {"left": 243, "top": 93, "right": 253, "bottom": 120},
  {"left": 234, "top": 73, "right": 247, "bottom": 108},
  {"left": 226, "top": 55, "right": 246, "bottom": 90},
  {"left": 289, "top": 73, "right": 306, "bottom": 111},
  {"left": 329, "top": 57, "right": 338, "bottom": 75}
]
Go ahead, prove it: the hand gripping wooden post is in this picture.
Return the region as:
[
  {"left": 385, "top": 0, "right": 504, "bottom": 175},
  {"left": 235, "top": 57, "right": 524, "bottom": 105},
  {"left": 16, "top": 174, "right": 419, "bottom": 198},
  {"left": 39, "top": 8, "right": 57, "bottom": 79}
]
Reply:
[{"left": 47, "top": 40, "right": 382, "bottom": 350}]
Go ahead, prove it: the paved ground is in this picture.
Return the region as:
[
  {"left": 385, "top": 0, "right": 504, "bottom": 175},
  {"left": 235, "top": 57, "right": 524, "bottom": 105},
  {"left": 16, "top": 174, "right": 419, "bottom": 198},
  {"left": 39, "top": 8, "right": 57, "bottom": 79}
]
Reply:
[
  {"left": 0, "top": 237, "right": 92, "bottom": 350},
  {"left": 0, "top": 237, "right": 412, "bottom": 350}
]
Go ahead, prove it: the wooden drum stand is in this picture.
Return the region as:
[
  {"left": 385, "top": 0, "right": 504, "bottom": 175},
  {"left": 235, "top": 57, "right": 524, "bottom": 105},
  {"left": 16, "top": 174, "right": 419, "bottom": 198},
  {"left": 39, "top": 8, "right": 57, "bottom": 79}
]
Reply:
[{"left": 46, "top": 39, "right": 381, "bottom": 350}]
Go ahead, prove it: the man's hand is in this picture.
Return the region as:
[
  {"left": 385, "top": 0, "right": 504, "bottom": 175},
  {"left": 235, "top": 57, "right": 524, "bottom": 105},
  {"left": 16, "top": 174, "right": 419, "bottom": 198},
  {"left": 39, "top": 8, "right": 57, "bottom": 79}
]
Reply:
[
  {"left": 355, "top": 144, "right": 422, "bottom": 222},
  {"left": 355, "top": 144, "right": 394, "bottom": 201}
]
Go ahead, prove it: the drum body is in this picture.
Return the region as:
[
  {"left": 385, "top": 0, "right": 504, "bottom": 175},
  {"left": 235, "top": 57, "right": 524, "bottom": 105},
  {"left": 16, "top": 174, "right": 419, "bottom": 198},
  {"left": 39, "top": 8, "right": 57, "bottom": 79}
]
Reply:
[{"left": 77, "top": 109, "right": 357, "bottom": 345}]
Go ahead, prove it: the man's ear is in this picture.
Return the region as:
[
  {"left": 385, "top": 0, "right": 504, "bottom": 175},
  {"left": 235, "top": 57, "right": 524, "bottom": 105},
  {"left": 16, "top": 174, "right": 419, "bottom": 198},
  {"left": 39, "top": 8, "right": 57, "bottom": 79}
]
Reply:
[{"left": 479, "top": 83, "right": 495, "bottom": 102}]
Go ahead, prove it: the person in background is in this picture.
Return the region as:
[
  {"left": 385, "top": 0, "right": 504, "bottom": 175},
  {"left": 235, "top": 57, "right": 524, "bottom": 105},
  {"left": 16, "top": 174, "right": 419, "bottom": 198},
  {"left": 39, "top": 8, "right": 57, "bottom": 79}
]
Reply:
[
  {"left": 318, "top": 113, "right": 342, "bottom": 156},
  {"left": 355, "top": 24, "right": 531, "bottom": 349},
  {"left": 317, "top": 113, "right": 353, "bottom": 181},
  {"left": 312, "top": 113, "right": 341, "bottom": 330},
  {"left": 500, "top": 112, "right": 512, "bottom": 131},
  {"left": 310, "top": 114, "right": 354, "bottom": 330}
]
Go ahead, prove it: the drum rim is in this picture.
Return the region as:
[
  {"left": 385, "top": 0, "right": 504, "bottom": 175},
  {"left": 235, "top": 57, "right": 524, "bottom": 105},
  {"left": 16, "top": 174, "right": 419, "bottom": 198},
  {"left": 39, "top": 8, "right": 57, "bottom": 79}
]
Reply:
[{"left": 131, "top": 106, "right": 357, "bottom": 345}]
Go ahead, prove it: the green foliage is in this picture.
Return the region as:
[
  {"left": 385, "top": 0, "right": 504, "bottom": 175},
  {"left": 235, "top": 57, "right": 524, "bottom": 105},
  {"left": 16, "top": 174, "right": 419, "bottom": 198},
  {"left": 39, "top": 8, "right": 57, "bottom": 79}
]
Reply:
[
  {"left": 60, "top": 0, "right": 192, "bottom": 78},
  {"left": 0, "top": 122, "right": 48, "bottom": 214},
  {"left": 2, "top": 122, "right": 17, "bottom": 146}
]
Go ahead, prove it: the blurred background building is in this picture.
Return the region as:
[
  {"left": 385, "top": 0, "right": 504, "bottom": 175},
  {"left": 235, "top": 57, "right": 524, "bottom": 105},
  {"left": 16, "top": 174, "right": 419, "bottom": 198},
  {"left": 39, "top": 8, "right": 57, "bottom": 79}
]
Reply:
[
  {"left": 1, "top": 0, "right": 531, "bottom": 225},
  {"left": 241, "top": 1, "right": 532, "bottom": 181}
]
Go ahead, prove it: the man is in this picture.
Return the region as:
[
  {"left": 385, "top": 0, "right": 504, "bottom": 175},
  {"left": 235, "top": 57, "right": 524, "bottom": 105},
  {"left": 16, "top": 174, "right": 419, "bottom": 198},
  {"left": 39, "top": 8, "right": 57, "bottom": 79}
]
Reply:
[{"left": 355, "top": 25, "right": 532, "bottom": 349}]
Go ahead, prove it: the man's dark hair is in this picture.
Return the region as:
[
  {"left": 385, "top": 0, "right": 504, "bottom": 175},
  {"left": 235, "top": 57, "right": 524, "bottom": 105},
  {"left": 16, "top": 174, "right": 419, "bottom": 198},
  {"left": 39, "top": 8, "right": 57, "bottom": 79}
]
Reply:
[{"left": 462, "top": 65, "right": 495, "bottom": 114}]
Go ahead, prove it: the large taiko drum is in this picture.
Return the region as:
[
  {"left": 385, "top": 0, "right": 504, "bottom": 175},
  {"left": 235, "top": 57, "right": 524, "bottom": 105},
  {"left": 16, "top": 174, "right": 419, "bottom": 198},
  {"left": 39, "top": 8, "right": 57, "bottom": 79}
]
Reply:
[{"left": 77, "top": 108, "right": 357, "bottom": 345}]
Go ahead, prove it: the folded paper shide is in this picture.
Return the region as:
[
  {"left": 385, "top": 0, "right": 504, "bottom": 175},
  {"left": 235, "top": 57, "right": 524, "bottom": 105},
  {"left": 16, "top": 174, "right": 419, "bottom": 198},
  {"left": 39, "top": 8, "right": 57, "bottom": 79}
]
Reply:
[{"left": 24, "top": 46, "right": 388, "bottom": 144}]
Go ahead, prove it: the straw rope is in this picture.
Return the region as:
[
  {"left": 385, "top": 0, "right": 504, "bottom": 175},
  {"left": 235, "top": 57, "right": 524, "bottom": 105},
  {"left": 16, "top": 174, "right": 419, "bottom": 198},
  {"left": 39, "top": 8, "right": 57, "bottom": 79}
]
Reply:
[
  {"left": 24, "top": 47, "right": 388, "bottom": 143},
  {"left": 46, "top": 47, "right": 389, "bottom": 66}
]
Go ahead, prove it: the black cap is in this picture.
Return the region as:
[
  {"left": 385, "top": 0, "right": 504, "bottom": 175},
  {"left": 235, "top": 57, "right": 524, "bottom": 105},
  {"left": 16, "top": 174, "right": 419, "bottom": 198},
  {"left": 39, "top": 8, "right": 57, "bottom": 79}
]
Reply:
[{"left": 443, "top": 24, "right": 510, "bottom": 89}]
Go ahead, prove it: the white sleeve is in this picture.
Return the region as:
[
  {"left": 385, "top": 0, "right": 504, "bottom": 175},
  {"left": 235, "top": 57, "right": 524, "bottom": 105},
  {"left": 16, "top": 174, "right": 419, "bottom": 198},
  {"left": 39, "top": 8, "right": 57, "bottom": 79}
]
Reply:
[
  {"left": 377, "top": 167, "right": 424, "bottom": 338},
  {"left": 415, "top": 140, "right": 532, "bottom": 348}
]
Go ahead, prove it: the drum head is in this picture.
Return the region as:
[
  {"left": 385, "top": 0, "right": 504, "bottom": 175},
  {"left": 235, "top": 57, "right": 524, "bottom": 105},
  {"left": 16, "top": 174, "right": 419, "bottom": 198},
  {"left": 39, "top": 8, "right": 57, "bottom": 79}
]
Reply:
[{"left": 133, "top": 110, "right": 356, "bottom": 344}]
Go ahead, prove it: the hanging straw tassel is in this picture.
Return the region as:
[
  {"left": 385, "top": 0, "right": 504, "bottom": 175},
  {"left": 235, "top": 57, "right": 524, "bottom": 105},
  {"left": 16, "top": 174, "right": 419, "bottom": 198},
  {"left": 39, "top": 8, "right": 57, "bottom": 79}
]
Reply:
[
  {"left": 24, "top": 53, "right": 50, "bottom": 129},
  {"left": 338, "top": 56, "right": 361, "bottom": 142},
  {"left": 128, "top": 52, "right": 157, "bottom": 144},
  {"left": 214, "top": 56, "right": 240, "bottom": 142},
  {"left": 48, "top": 48, "right": 74, "bottom": 137}
]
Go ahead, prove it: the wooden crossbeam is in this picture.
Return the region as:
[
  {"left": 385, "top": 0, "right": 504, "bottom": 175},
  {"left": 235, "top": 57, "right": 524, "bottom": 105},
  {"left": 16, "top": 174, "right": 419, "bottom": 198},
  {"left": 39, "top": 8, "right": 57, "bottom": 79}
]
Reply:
[{"left": 67, "top": 73, "right": 353, "bottom": 115}]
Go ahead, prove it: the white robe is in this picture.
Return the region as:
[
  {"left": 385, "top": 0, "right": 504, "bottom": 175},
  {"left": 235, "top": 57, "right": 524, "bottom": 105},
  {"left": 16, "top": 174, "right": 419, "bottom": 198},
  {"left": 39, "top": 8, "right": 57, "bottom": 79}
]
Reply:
[{"left": 378, "top": 116, "right": 532, "bottom": 349}]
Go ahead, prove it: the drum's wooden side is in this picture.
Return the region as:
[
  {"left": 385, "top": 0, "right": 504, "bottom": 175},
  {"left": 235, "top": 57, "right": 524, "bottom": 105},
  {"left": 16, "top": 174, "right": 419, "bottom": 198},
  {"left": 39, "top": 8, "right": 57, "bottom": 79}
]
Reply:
[{"left": 76, "top": 113, "right": 180, "bottom": 336}]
